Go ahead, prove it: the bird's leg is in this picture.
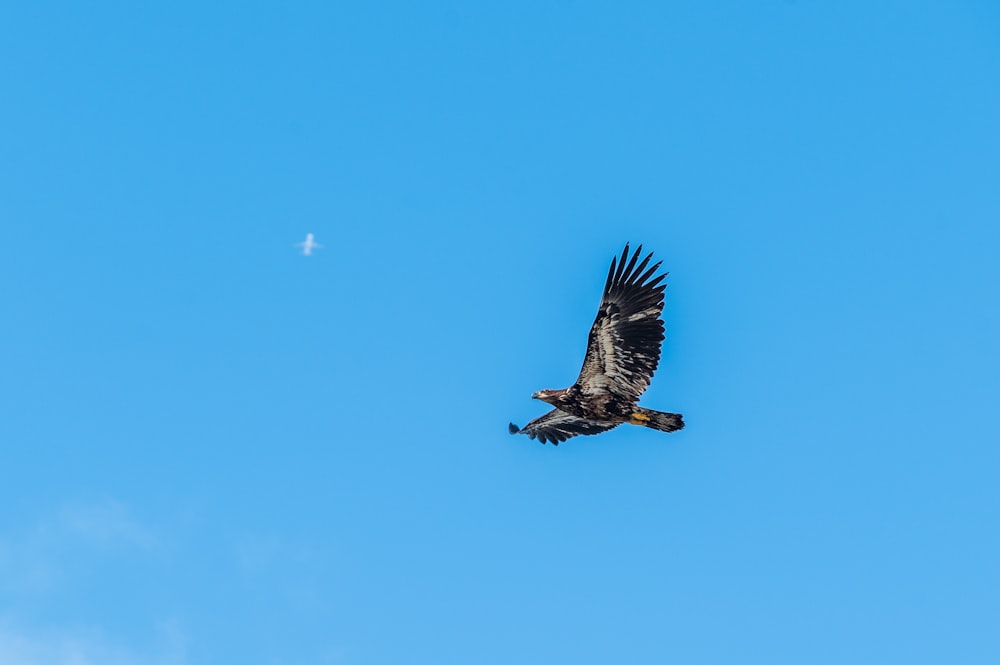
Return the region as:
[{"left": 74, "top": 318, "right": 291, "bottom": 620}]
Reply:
[{"left": 628, "top": 412, "right": 651, "bottom": 425}]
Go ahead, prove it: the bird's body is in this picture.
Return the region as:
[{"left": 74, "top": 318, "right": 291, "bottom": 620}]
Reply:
[
  {"left": 533, "top": 385, "right": 632, "bottom": 422},
  {"left": 509, "top": 243, "right": 684, "bottom": 445}
]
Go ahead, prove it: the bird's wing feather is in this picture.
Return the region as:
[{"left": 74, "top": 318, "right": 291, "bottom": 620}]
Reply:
[
  {"left": 576, "top": 243, "right": 667, "bottom": 401},
  {"left": 509, "top": 409, "right": 620, "bottom": 445}
]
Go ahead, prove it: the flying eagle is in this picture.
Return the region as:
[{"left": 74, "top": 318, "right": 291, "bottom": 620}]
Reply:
[{"left": 509, "top": 243, "right": 684, "bottom": 445}]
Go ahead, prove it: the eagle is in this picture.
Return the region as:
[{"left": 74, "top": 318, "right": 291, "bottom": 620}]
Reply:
[{"left": 509, "top": 243, "right": 684, "bottom": 445}]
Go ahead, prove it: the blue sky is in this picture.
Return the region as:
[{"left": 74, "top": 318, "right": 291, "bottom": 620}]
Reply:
[{"left": 2, "top": 1, "right": 999, "bottom": 663}]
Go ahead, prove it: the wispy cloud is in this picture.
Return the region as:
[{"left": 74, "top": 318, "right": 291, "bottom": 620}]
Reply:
[
  {"left": 234, "top": 533, "right": 320, "bottom": 574},
  {"left": 0, "top": 500, "right": 184, "bottom": 665},
  {"left": 0, "top": 618, "right": 186, "bottom": 665},
  {"left": 57, "top": 498, "right": 157, "bottom": 550},
  {"left": 0, "top": 497, "right": 157, "bottom": 594}
]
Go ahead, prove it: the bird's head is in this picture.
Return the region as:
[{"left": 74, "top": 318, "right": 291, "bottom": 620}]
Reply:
[{"left": 532, "top": 389, "right": 566, "bottom": 405}]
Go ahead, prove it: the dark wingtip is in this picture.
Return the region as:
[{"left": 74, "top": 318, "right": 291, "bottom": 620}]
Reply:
[{"left": 508, "top": 423, "right": 520, "bottom": 435}]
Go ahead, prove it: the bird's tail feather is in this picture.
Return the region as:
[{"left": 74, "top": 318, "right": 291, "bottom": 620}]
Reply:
[{"left": 629, "top": 407, "right": 684, "bottom": 433}]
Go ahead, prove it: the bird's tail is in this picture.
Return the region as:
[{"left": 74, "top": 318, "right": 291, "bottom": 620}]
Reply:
[{"left": 628, "top": 407, "right": 685, "bottom": 433}]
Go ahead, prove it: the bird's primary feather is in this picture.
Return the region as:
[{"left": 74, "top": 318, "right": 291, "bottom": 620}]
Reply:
[{"left": 577, "top": 243, "right": 667, "bottom": 401}]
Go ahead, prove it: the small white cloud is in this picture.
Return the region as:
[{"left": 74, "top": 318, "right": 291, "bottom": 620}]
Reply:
[{"left": 296, "top": 233, "right": 323, "bottom": 256}]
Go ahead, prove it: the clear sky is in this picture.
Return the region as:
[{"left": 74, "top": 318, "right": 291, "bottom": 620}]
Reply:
[{"left": 2, "top": 2, "right": 999, "bottom": 664}]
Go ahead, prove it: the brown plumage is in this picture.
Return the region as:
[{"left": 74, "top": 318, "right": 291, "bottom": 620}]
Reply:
[{"left": 508, "top": 243, "right": 684, "bottom": 445}]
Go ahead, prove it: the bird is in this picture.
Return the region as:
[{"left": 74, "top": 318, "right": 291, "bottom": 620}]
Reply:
[
  {"left": 509, "top": 243, "right": 684, "bottom": 445},
  {"left": 297, "top": 233, "right": 322, "bottom": 256}
]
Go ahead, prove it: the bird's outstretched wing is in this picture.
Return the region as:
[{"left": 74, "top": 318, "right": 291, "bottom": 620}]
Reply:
[
  {"left": 508, "top": 409, "right": 620, "bottom": 445},
  {"left": 576, "top": 243, "right": 667, "bottom": 402}
]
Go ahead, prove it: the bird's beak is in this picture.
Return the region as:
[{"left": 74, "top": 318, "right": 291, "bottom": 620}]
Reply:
[{"left": 531, "top": 391, "right": 541, "bottom": 400}]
